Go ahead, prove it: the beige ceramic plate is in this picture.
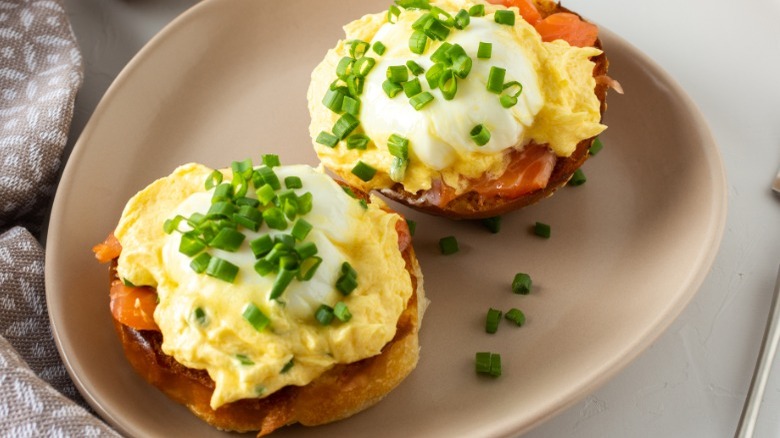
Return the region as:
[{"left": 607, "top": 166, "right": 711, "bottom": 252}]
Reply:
[{"left": 45, "top": 0, "right": 726, "bottom": 436}]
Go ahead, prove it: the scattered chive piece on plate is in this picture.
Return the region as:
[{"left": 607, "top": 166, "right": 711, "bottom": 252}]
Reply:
[
  {"left": 439, "top": 235, "right": 459, "bottom": 255},
  {"left": 485, "top": 308, "right": 503, "bottom": 334},
  {"left": 480, "top": 216, "right": 501, "bottom": 234},
  {"left": 512, "top": 272, "right": 532, "bottom": 295},
  {"left": 589, "top": 137, "right": 604, "bottom": 155},
  {"left": 533, "top": 221, "right": 551, "bottom": 238},
  {"left": 476, "top": 352, "right": 501, "bottom": 377},
  {"left": 406, "top": 218, "right": 417, "bottom": 236},
  {"left": 505, "top": 308, "right": 526, "bottom": 326},
  {"left": 568, "top": 168, "right": 587, "bottom": 186},
  {"left": 489, "top": 353, "right": 502, "bottom": 377}
]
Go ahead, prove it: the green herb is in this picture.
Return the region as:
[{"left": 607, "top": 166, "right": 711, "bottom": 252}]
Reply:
[
  {"left": 477, "top": 41, "right": 492, "bottom": 59},
  {"left": 470, "top": 124, "right": 491, "bottom": 146},
  {"left": 568, "top": 168, "right": 587, "bottom": 186},
  {"left": 494, "top": 9, "right": 515, "bottom": 26},
  {"left": 533, "top": 221, "right": 551, "bottom": 238},
  {"left": 485, "top": 308, "right": 502, "bottom": 334},
  {"left": 351, "top": 161, "right": 377, "bottom": 182},
  {"left": 315, "top": 304, "right": 335, "bottom": 325},
  {"left": 439, "top": 235, "right": 459, "bottom": 255},
  {"left": 410, "top": 91, "right": 434, "bottom": 110},
  {"left": 505, "top": 308, "right": 526, "bottom": 326},
  {"left": 243, "top": 302, "right": 270, "bottom": 332},
  {"left": 589, "top": 137, "right": 604, "bottom": 155},
  {"left": 512, "top": 273, "right": 532, "bottom": 295},
  {"left": 480, "top": 216, "right": 501, "bottom": 234}
]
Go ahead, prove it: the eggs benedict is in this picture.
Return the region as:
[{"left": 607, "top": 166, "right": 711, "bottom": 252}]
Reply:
[
  {"left": 93, "top": 156, "right": 425, "bottom": 435},
  {"left": 307, "top": 0, "right": 612, "bottom": 218}
]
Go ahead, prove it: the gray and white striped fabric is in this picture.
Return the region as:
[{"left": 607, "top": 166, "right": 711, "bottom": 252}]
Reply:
[{"left": 0, "top": 0, "right": 118, "bottom": 435}]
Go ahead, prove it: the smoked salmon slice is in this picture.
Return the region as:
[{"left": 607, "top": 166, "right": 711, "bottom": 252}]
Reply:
[
  {"left": 535, "top": 12, "right": 599, "bottom": 48},
  {"left": 470, "top": 144, "right": 556, "bottom": 198},
  {"left": 110, "top": 280, "right": 160, "bottom": 331}
]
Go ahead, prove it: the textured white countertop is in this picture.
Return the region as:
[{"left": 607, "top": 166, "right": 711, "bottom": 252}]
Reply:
[{"left": 64, "top": 0, "right": 780, "bottom": 436}]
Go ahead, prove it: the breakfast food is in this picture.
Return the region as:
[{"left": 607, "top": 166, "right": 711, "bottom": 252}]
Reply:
[
  {"left": 93, "top": 157, "right": 425, "bottom": 435},
  {"left": 307, "top": 0, "right": 613, "bottom": 219}
]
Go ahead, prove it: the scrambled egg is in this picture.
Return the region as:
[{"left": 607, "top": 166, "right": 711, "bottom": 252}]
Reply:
[
  {"left": 307, "top": 0, "right": 605, "bottom": 195},
  {"left": 113, "top": 163, "right": 412, "bottom": 408}
]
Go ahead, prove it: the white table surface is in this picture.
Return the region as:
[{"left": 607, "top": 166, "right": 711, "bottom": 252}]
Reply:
[{"left": 63, "top": 0, "right": 780, "bottom": 436}]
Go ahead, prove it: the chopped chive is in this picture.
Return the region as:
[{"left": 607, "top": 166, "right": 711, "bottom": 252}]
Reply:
[
  {"left": 476, "top": 352, "right": 491, "bottom": 374},
  {"left": 485, "top": 308, "right": 502, "bottom": 334},
  {"left": 336, "top": 261, "right": 358, "bottom": 295},
  {"left": 341, "top": 95, "right": 361, "bottom": 116},
  {"left": 387, "top": 65, "right": 409, "bottom": 83},
  {"left": 351, "top": 161, "right": 377, "bottom": 182},
  {"left": 372, "top": 41, "right": 386, "bottom": 55},
  {"left": 388, "top": 4, "right": 401, "bottom": 23},
  {"left": 291, "top": 219, "right": 313, "bottom": 241},
  {"left": 353, "top": 56, "right": 376, "bottom": 78},
  {"left": 284, "top": 176, "right": 302, "bottom": 189},
  {"left": 568, "top": 168, "right": 587, "bottom": 186},
  {"left": 505, "top": 308, "right": 526, "bottom": 326},
  {"left": 263, "top": 207, "right": 288, "bottom": 230},
  {"left": 406, "top": 60, "right": 425, "bottom": 75},
  {"left": 512, "top": 272, "right": 532, "bottom": 294},
  {"left": 294, "top": 241, "right": 318, "bottom": 260},
  {"left": 533, "top": 221, "right": 551, "bottom": 238},
  {"left": 205, "top": 170, "right": 224, "bottom": 190},
  {"left": 193, "top": 307, "right": 208, "bottom": 326},
  {"left": 179, "top": 233, "right": 206, "bottom": 257},
  {"left": 189, "top": 252, "right": 212, "bottom": 274},
  {"left": 430, "top": 6, "right": 454, "bottom": 25},
  {"left": 439, "top": 69, "right": 457, "bottom": 100},
  {"left": 297, "top": 192, "right": 313, "bottom": 215},
  {"left": 412, "top": 12, "right": 434, "bottom": 30},
  {"left": 439, "top": 235, "right": 459, "bottom": 255},
  {"left": 452, "top": 55, "right": 472, "bottom": 79},
  {"left": 489, "top": 353, "right": 501, "bottom": 377},
  {"left": 280, "top": 358, "right": 294, "bottom": 373},
  {"left": 332, "top": 113, "right": 360, "bottom": 139},
  {"left": 468, "top": 4, "right": 485, "bottom": 17},
  {"left": 122, "top": 277, "right": 136, "bottom": 287},
  {"left": 500, "top": 95, "right": 517, "bottom": 108},
  {"left": 423, "top": 18, "right": 450, "bottom": 41},
  {"left": 255, "top": 183, "right": 276, "bottom": 206},
  {"left": 256, "top": 166, "right": 281, "bottom": 190},
  {"left": 232, "top": 158, "right": 254, "bottom": 178},
  {"left": 409, "top": 91, "right": 434, "bottom": 110},
  {"left": 409, "top": 30, "right": 429, "bottom": 54},
  {"left": 243, "top": 302, "right": 270, "bottom": 332},
  {"left": 349, "top": 40, "right": 370, "bottom": 59},
  {"left": 383, "top": 79, "right": 404, "bottom": 98},
  {"left": 297, "top": 256, "right": 322, "bottom": 281},
  {"left": 494, "top": 9, "right": 515, "bottom": 26},
  {"left": 430, "top": 42, "right": 453, "bottom": 64},
  {"left": 253, "top": 258, "right": 274, "bottom": 276},
  {"left": 396, "top": 0, "right": 432, "bottom": 9},
  {"left": 480, "top": 216, "right": 501, "bottom": 234},
  {"left": 250, "top": 235, "right": 274, "bottom": 258},
  {"left": 403, "top": 78, "right": 423, "bottom": 98},
  {"left": 477, "top": 41, "right": 492, "bottom": 59},
  {"left": 315, "top": 304, "right": 335, "bottom": 325},
  {"left": 454, "top": 9, "right": 470, "bottom": 29},
  {"left": 205, "top": 257, "right": 239, "bottom": 283},
  {"left": 262, "top": 154, "right": 280, "bottom": 168},
  {"left": 486, "top": 66, "right": 506, "bottom": 94},
  {"left": 333, "top": 302, "right": 352, "bottom": 322},
  {"left": 315, "top": 131, "right": 339, "bottom": 147},
  {"left": 209, "top": 228, "right": 245, "bottom": 252},
  {"left": 470, "top": 124, "right": 491, "bottom": 146},
  {"left": 346, "top": 133, "right": 370, "bottom": 150},
  {"left": 589, "top": 137, "right": 604, "bottom": 155},
  {"left": 388, "top": 134, "right": 409, "bottom": 159},
  {"left": 236, "top": 354, "right": 254, "bottom": 366},
  {"left": 269, "top": 267, "right": 297, "bottom": 300},
  {"left": 405, "top": 219, "right": 416, "bottom": 236},
  {"left": 389, "top": 156, "right": 408, "bottom": 182},
  {"left": 446, "top": 43, "right": 466, "bottom": 60},
  {"left": 336, "top": 56, "right": 354, "bottom": 80},
  {"left": 322, "top": 87, "right": 346, "bottom": 113},
  {"left": 211, "top": 183, "right": 233, "bottom": 203},
  {"left": 425, "top": 62, "right": 446, "bottom": 89}
]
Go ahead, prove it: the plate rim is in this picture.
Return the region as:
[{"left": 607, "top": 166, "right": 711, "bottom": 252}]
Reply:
[{"left": 45, "top": 1, "right": 728, "bottom": 436}]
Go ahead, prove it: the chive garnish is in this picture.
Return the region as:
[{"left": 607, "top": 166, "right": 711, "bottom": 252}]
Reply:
[
  {"left": 409, "top": 91, "right": 434, "bottom": 110},
  {"left": 468, "top": 4, "right": 485, "bottom": 17},
  {"left": 439, "top": 235, "right": 459, "bottom": 255},
  {"left": 205, "top": 257, "right": 239, "bottom": 282},
  {"left": 409, "top": 30, "right": 429, "bottom": 54},
  {"left": 243, "top": 302, "right": 270, "bottom": 332},
  {"left": 351, "top": 161, "right": 377, "bottom": 182},
  {"left": 589, "top": 137, "right": 604, "bottom": 155},
  {"left": 494, "top": 9, "right": 515, "bottom": 26},
  {"left": 454, "top": 9, "right": 470, "bottom": 29},
  {"left": 485, "top": 308, "right": 502, "bottom": 334},
  {"left": 470, "top": 124, "right": 491, "bottom": 146},
  {"left": 387, "top": 65, "right": 409, "bottom": 83},
  {"left": 334, "top": 302, "right": 352, "bottom": 322},
  {"left": 403, "top": 78, "right": 423, "bottom": 98},
  {"left": 505, "top": 308, "right": 526, "bottom": 326},
  {"left": 383, "top": 79, "right": 404, "bottom": 98},
  {"left": 533, "top": 221, "right": 551, "bottom": 238},
  {"left": 486, "top": 66, "right": 506, "bottom": 94},
  {"left": 475, "top": 352, "right": 501, "bottom": 377},
  {"left": 477, "top": 42, "right": 492, "bottom": 59},
  {"left": 512, "top": 273, "right": 532, "bottom": 294},
  {"left": 372, "top": 41, "right": 386, "bottom": 55},
  {"left": 481, "top": 216, "right": 501, "bottom": 234},
  {"left": 315, "top": 304, "right": 335, "bottom": 325},
  {"left": 568, "top": 168, "right": 587, "bottom": 186}
]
